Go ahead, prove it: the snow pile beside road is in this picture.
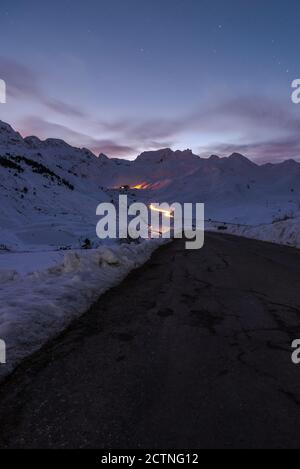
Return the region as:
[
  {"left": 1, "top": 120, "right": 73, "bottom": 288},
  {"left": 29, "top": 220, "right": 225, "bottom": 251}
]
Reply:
[
  {"left": 0, "top": 240, "right": 164, "bottom": 381},
  {"left": 207, "top": 217, "right": 300, "bottom": 249}
]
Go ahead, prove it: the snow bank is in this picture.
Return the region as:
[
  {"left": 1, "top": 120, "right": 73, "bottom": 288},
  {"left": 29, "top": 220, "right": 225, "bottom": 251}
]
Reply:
[
  {"left": 0, "top": 239, "right": 165, "bottom": 381},
  {"left": 0, "top": 250, "right": 65, "bottom": 275},
  {"left": 207, "top": 217, "right": 300, "bottom": 249}
]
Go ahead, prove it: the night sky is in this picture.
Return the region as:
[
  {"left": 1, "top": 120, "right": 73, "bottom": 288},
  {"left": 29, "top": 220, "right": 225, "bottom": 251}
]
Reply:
[{"left": 0, "top": 0, "right": 300, "bottom": 162}]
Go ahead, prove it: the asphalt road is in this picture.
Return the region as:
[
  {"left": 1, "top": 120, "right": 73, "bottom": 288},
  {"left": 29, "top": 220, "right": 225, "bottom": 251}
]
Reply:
[{"left": 0, "top": 233, "right": 300, "bottom": 449}]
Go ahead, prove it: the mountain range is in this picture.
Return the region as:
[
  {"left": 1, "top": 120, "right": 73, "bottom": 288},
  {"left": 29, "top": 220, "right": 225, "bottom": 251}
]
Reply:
[{"left": 1, "top": 120, "right": 300, "bottom": 251}]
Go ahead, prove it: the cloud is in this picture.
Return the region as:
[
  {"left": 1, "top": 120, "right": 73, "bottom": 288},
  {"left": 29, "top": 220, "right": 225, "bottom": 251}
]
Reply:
[
  {"left": 89, "top": 140, "right": 135, "bottom": 157},
  {"left": 97, "top": 116, "right": 185, "bottom": 142},
  {"left": 2, "top": 56, "right": 300, "bottom": 163},
  {"left": 96, "top": 95, "right": 300, "bottom": 145},
  {"left": 201, "top": 137, "right": 300, "bottom": 163},
  {"left": 0, "top": 57, "right": 86, "bottom": 118},
  {"left": 208, "top": 95, "right": 300, "bottom": 135},
  {"left": 20, "top": 116, "right": 136, "bottom": 157},
  {"left": 0, "top": 57, "right": 39, "bottom": 98},
  {"left": 192, "top": 96, "right": 300, "bottom": 162},
  {"left": 44, "top": 98, "right": 85, "bottom": 118},
  {"left": 110, "top": 95, "right": 300, "bottom": 162},
  {"left": 19, "top": 91, "right": 300, "bottom": 161}
]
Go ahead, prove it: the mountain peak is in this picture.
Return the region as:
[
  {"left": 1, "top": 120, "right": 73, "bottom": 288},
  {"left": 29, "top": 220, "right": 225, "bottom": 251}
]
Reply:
[
  {"left": 229, "top": 152, "right": 247, "bottom": 160},
  {"left": 209, "top": 154, "right": 220, "bottom": 161},
  {"left": 280, "top": 158, "right": 298, "bottom": 166},
  {"left": 98, "top": 152, "right": 110, "bottom": 160},
  {"left": 0, "top": 120, "right": 15, "bottom": 132},
  {"left": 228, "top": 152, "right": 256, "bottom": 166},
  {"left": 0, "top": 120, "right": 23, "bottom": 144},
  {"left": 136, "top": 148, "right": 174, "bottom": 162},
  {"left": 24, "top": 136, "right": 42, "bottom": 148},
  {"left": 136, "top": 148, "right": 200, "bottom": 164},
  {"left": 43, "top": 138, "right": 71, "bottom": 148}
]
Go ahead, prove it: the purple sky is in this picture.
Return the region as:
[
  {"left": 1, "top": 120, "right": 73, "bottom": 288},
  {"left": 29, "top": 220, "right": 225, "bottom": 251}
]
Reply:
[{"left": 0, "top": 0, "right": 300, "bottom": 162}]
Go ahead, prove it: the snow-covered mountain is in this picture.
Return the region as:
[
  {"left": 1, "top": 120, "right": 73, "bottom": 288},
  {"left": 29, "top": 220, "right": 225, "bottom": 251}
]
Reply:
[
  {"left": 1, "top": 119, "right": 300, "bottom": 251},
  {"left": 153, "top": 152, "right": 300, "bottom": 224},
  {"left": 0, "top": 121, "right": 111, "bottom": 251},
  {"left": 95, "top": 148, "right": 201, "bottom": 190},
  {"left": 1, "top": 119, "right": 300, "bottom": 380},
  {"left": 95, "top": 146, "right": 300, "bottom": 225}
]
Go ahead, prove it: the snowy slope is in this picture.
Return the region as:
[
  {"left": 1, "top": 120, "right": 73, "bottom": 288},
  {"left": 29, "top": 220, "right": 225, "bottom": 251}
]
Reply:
[
  {"left": 0, "top": 119, "right": 300, "bottom": 379},
  {"left": 0, "top": 121, "right": 110, "bottom": 251},
  {"left": 151, "top": 153, "right": 300, "bottom": 224},
  {"left": 0, "top": 239, "right": 166, "bottom": 381},
  {"left": 207, "top": 217, "right": 300, "bottom": 249},
  {"left": 0, "top": 121, "right": 169, "bottom": 380},
  {"left": 95, "top": 148, "right": 201, "bottom": 190},
  {"left": 1, "top": 119, "right": 300, "bottom": 251},
  {"left": 84, "top": 146, "right": 300, "bottom": 226}
]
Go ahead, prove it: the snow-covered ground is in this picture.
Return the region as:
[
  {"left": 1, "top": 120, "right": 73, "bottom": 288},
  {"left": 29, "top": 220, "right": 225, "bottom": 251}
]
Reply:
[
  {"left": 206, "top": 216, "right": 300, "bottom": 249},
  {"left": 0, "top": 239, "right": 166, "bottom": 381},
  {"left": 0, "top": 121, "right": 170, "bottom": 379},
  {"left": 1, "top": 119, "right": 300, "bottom": 380}
]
